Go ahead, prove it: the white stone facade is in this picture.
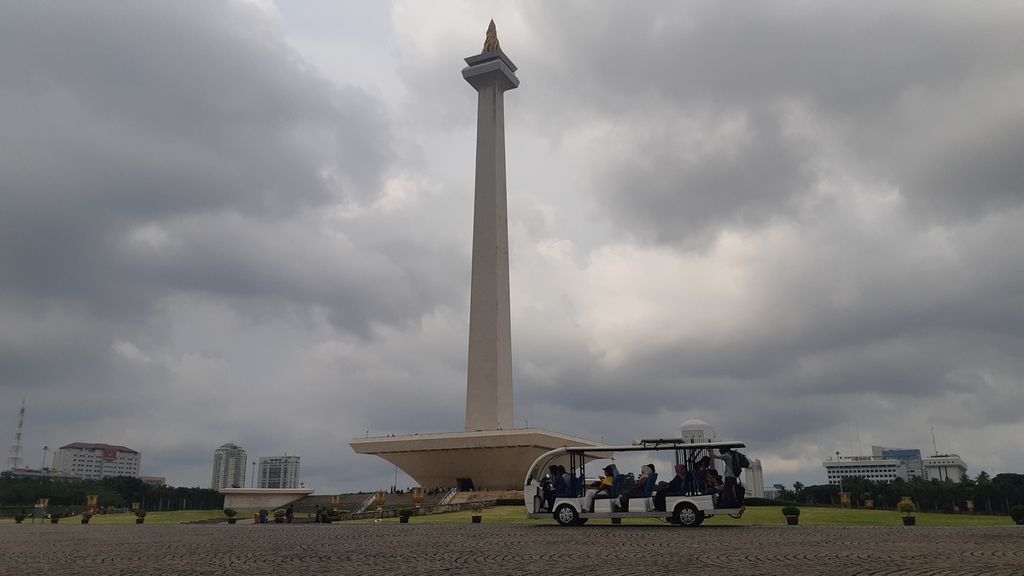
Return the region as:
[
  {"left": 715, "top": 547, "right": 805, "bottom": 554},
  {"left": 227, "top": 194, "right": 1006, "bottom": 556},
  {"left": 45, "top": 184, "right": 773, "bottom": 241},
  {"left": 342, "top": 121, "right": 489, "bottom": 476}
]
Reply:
[
  {"left": 53, "top": 443, "right": 140, "bottom": 480},
  {"left": 923, "top": 454, "right": 967, "bottom": 482},
  {"left": 462, "top": 44, "right": 519, "bottom": 433},
  {"left": 745, "top": 459, "right": 765, "bottom": 498},
  {"left": 823, "top": 456, "right": 908, "bottom": 484}
]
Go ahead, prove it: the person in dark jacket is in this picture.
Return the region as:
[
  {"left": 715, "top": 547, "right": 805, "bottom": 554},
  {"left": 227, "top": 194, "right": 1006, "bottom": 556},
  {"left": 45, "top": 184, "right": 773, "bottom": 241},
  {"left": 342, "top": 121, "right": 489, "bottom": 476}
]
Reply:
[{"left": 653, "top": 464, "right": 687, "bottom": 511}]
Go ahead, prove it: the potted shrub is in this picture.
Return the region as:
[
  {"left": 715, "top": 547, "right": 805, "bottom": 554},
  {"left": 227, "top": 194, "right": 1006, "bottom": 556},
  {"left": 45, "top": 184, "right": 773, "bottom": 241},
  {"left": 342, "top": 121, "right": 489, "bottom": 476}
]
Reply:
[
  {"left": 897, "top": 500, "right": 916, "bottom": 526},
  {"left": 273, "top": 509, "right": 286, "bottom": 524},
  {"left": 1010, "top": 505, "right": 1024, "bottom": 526},
  {"left": 223, "top": 508, "right": 238, "bottom": 524},
  {"left": 471, "top": 504, "right": 483, "bottom": 524},
  {"left": 781, "top": 505, "right": 800, "bottom": 526},
  {"left": 14, "top": 514, "right": 25, "bottom": 524},
  {"left": 398, "top": 508, "right": 414, "bottom": 524},
  {"left": 81, "top": 511, "right": 93, "bottom": 525},
  {"left": 134, "top": 509, "right": 147, "bottom": 524}
]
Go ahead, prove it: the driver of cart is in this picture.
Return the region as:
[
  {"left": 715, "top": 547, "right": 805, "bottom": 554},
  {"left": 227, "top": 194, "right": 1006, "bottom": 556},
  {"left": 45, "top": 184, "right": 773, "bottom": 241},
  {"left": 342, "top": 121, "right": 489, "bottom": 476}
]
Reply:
[
  {"left": 558, "top": 465, "right": 572, "bottom": 496},
  {"left": 582, "top": 464, "right": 617, "bottom": 512},
  {"left": 543, "top": 465, "right": 567, "bottom": 510}
]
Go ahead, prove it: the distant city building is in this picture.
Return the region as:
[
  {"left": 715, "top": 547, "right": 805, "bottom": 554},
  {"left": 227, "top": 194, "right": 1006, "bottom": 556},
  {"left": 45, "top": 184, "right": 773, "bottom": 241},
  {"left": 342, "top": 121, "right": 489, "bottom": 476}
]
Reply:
[
  {"left": 258, "top": 455, "right": 300, "bottom": 489},
  {"left": 825, "top": 447, "right": 969, "bottom": 485},
  {"left": 763, "top": 484, "right": 784, "bottom": 500},
  {"left": 745, "top": 459, "right": 764, "bottom": 498},
  {"left": 1, "top": 467, "right": 76, "bottom": 481},
  {"left": 824, "top": 455, "right": 908, "bottom": 485},
  {"left": 211, "top": 443, "right": 248, "bottom": 490},
  {"left": 923, "top": 454, "right": 968, "bottom": 482},
  {"left": 872, "top": 446, "right": 924, "bottom": 479},
  {"left": 869, "top": 445, "right": 967, "bottom": 483},
  {"left": 139, "top": 475, "right": 166, "bottom": 486},
  {"left": 52, "top": 443, "right": 141, "bottom": 480}
]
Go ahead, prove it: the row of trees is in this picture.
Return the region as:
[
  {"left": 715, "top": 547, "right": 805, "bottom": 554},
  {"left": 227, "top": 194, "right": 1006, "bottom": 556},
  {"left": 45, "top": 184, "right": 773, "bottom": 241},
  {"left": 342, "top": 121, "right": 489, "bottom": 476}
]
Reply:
[
  {"left": 777, "top": 472, "right": 1024, "bottom": 514},
  {"left": 0, "top": 476, "right": 223, "bottom": 511}
]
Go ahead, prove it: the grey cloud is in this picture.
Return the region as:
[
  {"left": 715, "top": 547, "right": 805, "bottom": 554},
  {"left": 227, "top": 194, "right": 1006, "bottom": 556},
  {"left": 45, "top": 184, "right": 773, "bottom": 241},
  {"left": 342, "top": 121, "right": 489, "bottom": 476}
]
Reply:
[
  {"left": 4, "top": 1, "right": 1024, "bottom": 492},
  {"left": 509, "top": 1, "right": 1024, "bottom": 239}
]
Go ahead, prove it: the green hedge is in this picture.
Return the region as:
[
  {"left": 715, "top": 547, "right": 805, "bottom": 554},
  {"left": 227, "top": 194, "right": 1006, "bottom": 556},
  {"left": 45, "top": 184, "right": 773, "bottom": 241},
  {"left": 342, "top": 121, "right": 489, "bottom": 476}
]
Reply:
[{"left": 744, "top": 498, "right": 799, "bottom": 507}]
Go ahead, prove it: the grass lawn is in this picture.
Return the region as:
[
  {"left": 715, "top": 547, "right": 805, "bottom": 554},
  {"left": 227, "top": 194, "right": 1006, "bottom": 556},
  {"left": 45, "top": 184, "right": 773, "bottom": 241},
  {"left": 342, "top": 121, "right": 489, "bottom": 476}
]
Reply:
[
  {"left": 0, "top": 510, "right": 227, "bottom": 526},
  {"left": 349, "top": 505, "right": 1015, "bottom": 527}
]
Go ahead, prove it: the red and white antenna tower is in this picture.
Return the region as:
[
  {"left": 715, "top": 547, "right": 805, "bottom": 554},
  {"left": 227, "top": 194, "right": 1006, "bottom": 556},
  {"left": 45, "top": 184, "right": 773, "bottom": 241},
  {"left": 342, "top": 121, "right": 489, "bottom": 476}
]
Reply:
[{"left": 7, "top": 399, "right": 26, "bottom": 470}]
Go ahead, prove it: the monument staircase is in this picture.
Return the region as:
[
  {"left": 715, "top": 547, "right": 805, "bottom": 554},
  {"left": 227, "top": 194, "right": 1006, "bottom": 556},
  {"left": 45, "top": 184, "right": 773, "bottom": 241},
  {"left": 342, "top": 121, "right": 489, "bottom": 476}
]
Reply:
[{"left": 448, "top": 490, "right": 523, "bottom": 505}]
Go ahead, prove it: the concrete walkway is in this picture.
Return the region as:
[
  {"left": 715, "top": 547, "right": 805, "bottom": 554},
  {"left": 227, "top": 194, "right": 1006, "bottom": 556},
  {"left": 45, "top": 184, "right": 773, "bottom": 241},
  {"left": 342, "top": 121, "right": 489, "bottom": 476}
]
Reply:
[{"left": 2, "top": 524, "right": 1022, "bottom": 575}]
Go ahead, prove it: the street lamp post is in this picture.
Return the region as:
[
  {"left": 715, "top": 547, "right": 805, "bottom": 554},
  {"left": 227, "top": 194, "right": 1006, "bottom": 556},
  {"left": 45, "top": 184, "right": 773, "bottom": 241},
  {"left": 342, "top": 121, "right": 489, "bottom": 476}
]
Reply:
[
  {"left": 835, "top": 450, "right": 844, "bottom": 495},
  {"left": 251, "top": 461, "right": 256, "bottom": 488}
]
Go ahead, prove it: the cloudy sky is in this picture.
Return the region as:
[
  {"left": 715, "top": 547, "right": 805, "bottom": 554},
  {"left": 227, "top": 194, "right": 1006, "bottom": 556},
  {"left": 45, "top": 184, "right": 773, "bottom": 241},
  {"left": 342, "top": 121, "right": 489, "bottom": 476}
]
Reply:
[{"left": 2, "top": 1, "right": 1022, "bottom": 492}]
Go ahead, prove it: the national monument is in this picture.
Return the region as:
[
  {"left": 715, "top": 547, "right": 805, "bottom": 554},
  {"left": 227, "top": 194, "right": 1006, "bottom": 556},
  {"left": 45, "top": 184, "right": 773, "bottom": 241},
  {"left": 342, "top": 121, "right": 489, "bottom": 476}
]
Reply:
[{"left": 350, "top": 21, "right": 598, "bottom": 491}]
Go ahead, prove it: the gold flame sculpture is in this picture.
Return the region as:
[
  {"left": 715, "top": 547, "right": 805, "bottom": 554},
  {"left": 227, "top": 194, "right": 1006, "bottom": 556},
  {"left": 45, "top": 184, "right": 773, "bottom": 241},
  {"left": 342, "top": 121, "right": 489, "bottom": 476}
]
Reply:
[{"left": 482, "top": 20, "right": 501, "bottom": 53}]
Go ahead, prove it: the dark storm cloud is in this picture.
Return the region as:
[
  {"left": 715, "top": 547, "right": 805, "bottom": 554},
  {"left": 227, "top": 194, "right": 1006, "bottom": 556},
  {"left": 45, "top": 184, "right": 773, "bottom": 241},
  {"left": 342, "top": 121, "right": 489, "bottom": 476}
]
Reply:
[
  {"left": 4, "top": 0, "right": 1023, "bottom": 491},
  {"left": 513, "top": 1, "right": 1024, "bottom": 239},
  {"left": 0, "top": 1, "right": 423, "bottom": 333},
  {"left": 0, "top": 1, "right": 466, "bottom": 487}
]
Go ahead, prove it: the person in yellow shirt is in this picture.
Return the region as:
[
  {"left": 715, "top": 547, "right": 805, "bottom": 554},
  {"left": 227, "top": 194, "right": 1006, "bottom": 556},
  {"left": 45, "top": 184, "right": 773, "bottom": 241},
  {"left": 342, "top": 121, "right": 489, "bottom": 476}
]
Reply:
[{"left": 582, "top": 464, "right": 617, "bottom": 512}]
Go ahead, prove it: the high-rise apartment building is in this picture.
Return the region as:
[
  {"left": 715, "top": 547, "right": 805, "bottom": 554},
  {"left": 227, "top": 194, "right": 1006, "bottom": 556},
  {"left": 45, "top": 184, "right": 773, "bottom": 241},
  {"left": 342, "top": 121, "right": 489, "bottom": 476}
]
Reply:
[
  {"left": 53, "top": 443, "right": 141, "bottom": 480},
  {"left": 258, "top": 455, "right": 300, "bottom": 489},
  {"left": 211, "top": 443, "right": 248, "bottom": 490}
]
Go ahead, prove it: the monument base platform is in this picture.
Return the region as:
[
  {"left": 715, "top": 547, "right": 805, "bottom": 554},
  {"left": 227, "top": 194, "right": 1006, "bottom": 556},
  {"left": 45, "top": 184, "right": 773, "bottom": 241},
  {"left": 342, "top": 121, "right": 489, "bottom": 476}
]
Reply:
[
  {"left": 220, "top": 488, "right": 314, "bottom": 510},
  {"left": 350, "top": 428, "right": 600, "bottom": 491}
]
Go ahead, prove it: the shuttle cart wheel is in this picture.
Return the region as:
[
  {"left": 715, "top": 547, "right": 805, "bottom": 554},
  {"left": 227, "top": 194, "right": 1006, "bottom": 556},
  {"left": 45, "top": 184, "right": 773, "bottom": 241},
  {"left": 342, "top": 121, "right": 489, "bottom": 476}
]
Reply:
[
  {"left": 555, "top": 503, "right": 580, "bottom": 527},
  {"left": 674, "top": 503, "right": 704, "bottom": 527}
]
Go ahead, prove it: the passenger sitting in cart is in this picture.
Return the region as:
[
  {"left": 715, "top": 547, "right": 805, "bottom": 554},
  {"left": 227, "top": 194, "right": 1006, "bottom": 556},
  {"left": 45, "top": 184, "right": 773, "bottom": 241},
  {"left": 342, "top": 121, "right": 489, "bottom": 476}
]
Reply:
[
  {"left": 691, "top": 456, "right": 713, "bottom": 494},
  {"left": 582, "top": 464, "right": 617, "bottom": 512},
  {"left": 543, "top": 465, "right": 571, "bottom": 511},
  {"left": 653, "top": 464, "right": 687, "bottom": 511},
  {"left": 703, "top": 467, "right": 725, "bottom": 499},
  {"left": 618, "top": 464, "right": 656, "bottom": 511}
]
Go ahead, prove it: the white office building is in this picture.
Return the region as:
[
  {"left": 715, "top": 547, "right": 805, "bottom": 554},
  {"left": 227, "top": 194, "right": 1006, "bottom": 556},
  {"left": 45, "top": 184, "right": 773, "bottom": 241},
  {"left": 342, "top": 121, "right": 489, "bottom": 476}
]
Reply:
[
  {"left": 823, "top": 455, "right": 908, "bottom": 485},
  {"left": 923, "top": 454, "right": 968, "bottom": 482},
  {"left": 53, "top": 443, "right": 141, "bottom": 480},
  {"left": 212, "top": 443, "right": 248, "bottom": 490},
  {"left": 258, "top": 455, "right": 300, "bottom": 489}
]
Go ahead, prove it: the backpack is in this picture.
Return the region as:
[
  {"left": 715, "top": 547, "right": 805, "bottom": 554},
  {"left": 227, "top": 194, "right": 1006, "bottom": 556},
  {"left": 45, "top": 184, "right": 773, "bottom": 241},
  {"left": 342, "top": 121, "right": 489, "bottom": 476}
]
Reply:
[{"left": 732, "top": 451, "right": 751, "bottom": 475}]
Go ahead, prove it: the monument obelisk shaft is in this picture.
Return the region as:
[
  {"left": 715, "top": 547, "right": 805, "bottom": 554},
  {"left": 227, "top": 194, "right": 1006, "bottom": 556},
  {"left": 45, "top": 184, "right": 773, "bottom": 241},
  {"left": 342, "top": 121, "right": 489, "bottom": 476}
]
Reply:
[
  {"left": 462, "top": 21, "right": 519, "bottom": 431},
  {"left": 349, "top": 24, "right": 599, "bottom": 489}
]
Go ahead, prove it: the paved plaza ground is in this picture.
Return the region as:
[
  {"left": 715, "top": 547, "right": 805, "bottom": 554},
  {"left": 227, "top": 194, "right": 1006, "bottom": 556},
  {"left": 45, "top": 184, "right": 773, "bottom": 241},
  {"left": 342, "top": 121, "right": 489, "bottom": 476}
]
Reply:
[{"left": 2, "top": 524, "right": 1022, "bottom": 575}]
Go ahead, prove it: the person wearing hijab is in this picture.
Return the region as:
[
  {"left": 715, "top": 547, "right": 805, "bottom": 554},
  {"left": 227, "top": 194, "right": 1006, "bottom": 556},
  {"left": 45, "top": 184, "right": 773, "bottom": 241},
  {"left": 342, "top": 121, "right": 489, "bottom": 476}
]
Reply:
[{"left": 618, "top": 464, "right": 657, "bottom": 511}]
